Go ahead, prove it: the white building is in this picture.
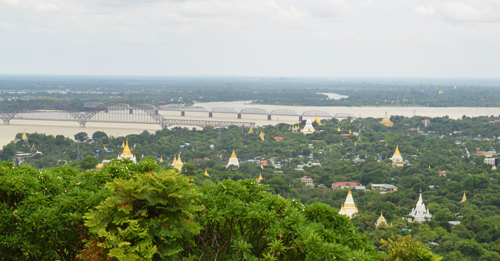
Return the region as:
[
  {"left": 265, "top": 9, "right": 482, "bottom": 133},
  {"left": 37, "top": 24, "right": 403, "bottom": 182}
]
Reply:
[
  {"left": 227, "top": 150, "right": 240, "bottom": 169},
  {"left": 391, "top": 145, "right": 404, "bottom": 167},
  {"left": 484, "top": 157, "right": 497, "bottom": 166},
  {"left": 339, "top": 188, "right": 358, "bottom": 218},
  {"left": 301, "top": 118, "right": 315, "bottom": 135},
  {"left": 408, "top": 189, "right": 432, "bottom": 223}
]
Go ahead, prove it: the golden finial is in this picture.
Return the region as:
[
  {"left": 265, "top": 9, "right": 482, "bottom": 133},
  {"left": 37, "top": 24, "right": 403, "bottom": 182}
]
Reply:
[
  {"left": 248, "top": 126, "right": 253, "bottom": 134},
  {"left": 160, "top": 156, "right": 163, "bottom": 162},
  {"left": 394, "top": 145, "right": 401, "bottom": 155},
  {"left": 230, "top": 150, "right": 237, "bottom": 159},
  {"left": 122, "top": 139, "right": 132, "bottom": 155},
  {"left": 461, "top": 191, "right": 467, "bottom": 202},
  {"left": 204, "top": 169, "right": 209, "bottom": 176}
]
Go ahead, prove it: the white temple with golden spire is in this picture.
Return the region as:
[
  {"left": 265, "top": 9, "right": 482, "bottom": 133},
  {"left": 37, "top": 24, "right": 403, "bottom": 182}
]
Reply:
[
  {"left": 339, "top": 188, "right": 358, "bottom": 218},
  {"left": 375, "top": 212, "right": 388, "bottom": 228},
  {"left": 174, "top": 153, "right": 184, "bottom": 171},
  {"left": 227, "top": 150, "right": 240, "bottom": 169},
  {"left": 391, "top": 145, "right": 405, "bottom": 167},
  {"left": 117, "top": 139, "right": 136, "bottom": 163},
  {"left": 408, "top": 188, "right": 432, "bottom": 223},
  {"left": 301, "top": 118, "right": 315, "bottom": 135}
]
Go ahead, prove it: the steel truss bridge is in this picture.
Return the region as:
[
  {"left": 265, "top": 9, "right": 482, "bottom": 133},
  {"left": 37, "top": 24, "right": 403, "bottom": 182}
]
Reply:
[
  {"left": 0, "top": 99, "right": 256, "bottom": 128},
  {"left": 159, "top": 106, "right": 359, "bottom": 121}
]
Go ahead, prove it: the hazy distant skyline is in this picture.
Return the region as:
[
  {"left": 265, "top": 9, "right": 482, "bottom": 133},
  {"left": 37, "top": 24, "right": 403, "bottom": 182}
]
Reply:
[{"left": 1, "top": 0, "right": 499, "bottom": 77}]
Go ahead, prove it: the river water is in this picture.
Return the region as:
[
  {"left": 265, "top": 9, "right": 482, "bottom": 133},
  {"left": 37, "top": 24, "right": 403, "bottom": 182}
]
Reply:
[{"left": 1, "top": 100, "right": 499, "bottom": 147}]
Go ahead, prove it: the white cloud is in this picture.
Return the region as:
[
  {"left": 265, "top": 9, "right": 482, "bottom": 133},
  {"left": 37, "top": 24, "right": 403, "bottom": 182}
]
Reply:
[{"left": 415, "top": 0, "right": 500, "bottom": 23}]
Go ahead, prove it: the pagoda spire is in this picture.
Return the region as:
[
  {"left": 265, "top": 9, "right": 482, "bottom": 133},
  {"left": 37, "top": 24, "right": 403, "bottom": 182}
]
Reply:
[
  {"left": 461, "top": 191, "right": 467, "bottom": 202},
  {"left": 230, "top": 150, "right": 237, "bottom": 159},
  {"left": 394, "top": 145, "right": 401, "bottom": 155},
  {"left": 122, "top": 139, "right": 132, "bottom": 155}
]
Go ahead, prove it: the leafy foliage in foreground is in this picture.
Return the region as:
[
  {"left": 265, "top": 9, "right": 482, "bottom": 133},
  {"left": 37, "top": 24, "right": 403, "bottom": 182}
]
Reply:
[
  {"left": 83, "top": 170, "right": 203, "bottom": 260},
  {"left": 381, "top": 235, "right": 442, "bottom": 261},
  {"left": 1, "top": 160, "right": 412, "bottom": 260},
  {"left": 183, "top": 179, "right": 379, "bottom": 260}
]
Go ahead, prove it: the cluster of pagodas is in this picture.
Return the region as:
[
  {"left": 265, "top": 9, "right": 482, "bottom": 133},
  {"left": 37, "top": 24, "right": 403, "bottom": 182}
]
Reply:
[
  {"left": 338, "top": 187, "right": 432, "bottom": 225},
  {"left": 340, "top": 187, "right": 468, "bottom": 226}
]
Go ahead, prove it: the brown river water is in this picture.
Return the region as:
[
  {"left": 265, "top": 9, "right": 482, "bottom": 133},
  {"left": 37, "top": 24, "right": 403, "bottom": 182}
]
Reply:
[{"left": 1, "top": 100, "right": 499, "bottom": 147}]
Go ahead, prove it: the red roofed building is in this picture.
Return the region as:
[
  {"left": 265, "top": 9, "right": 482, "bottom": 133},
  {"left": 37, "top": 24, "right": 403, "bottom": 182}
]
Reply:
[
  {"left": 274, "top": 137, "right": 285, "bottom": 141},
  {"left": 341, "top": 134, "right": 351, "bottom": 137},
  {"left": 332, "top": 182, "right": 366, "bottom": 191}
]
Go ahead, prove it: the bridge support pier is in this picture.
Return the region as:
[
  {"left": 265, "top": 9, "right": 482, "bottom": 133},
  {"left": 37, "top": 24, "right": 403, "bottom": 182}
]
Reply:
[
  {"left": 238, "top": 113, "right": 241, "bottom": 119},
  {"left": 267, "top": 115, "right": 271, "bottom": 120},
  {"left": 181, "top": 111, "right": 185, "bottom": 116},
  {"left": 209, "top": 112, "right": 213, "bottom": 118},
  {"left": 299, "top": 116, "right": 303, "bottom": 121}
]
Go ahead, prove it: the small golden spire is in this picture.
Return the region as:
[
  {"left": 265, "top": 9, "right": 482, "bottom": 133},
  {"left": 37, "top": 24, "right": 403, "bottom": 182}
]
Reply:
[
  {"left": 204, "top": 169, "right": 209, "bottom": 176},
  {"left": 348, "top": 187, "right": 352, "bottom": 194},
  {"left": 122, "top": 139, "right": 132, "bottom": 155},
  {"left": 461, "top": 191, "right": 467, "bottom": 202},
  {"left": 160, "top": 156, "right": 163, "bottom": 162},
  {"left": 337, "top": 127, "right": 341, "bottom": 131},
  {"left": 22, "top": 129, "right": 28, "bottom": 140},
  {"left": 419, "top": 187, "right": 422, "bottom": 193},
  {"left": 230, "top": 150, "right": 237, "bottom": 159},
  {"left": 173, "top": 155, "right": 177, "bottom": 164},
  {"left": 315, "top": 114, "right": 322, "bottom": 125},
  {"left": 177, "top": 153, "right": 182, "bottom": 163},
  {"left": 121, "top": 141, "right": 125, "bottom": 147},
  {"left": 394, "top": 145, "right": 401, "bottom": 156},
  {"left": 257, "top": 173, "right": 264, "bottom": 181},
  {"left": 248, "top": 126, "right": 253, "bottom": 134},
  {"left": 349, "top": 129, "right": 352, "bottom": 134}
]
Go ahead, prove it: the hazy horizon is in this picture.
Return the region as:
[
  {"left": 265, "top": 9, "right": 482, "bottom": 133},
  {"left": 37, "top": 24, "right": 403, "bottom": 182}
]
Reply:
[{"left": 1, "top": 0, "right": 499, "bottom": 78}]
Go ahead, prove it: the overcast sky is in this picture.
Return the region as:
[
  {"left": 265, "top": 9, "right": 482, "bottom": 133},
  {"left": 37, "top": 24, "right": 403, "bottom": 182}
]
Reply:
[{"left": 1, "top": 0, "right": 499, "bottom": 77}]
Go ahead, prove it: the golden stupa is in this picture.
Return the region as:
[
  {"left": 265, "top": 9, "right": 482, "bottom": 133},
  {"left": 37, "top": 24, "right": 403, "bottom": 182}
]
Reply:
[
  {"left": 461, "top": 192, "right": 467, "bottom": 202},
  {"left": 379, "top": 112, "right": 394, "bottom": 127},
  {"left": 174, "top": 153, "right": 184, "bottom": 171},
  {"left": 204, "top": 169, "right": 209, "bottom": 176},
  {"left": 315, "top": 114, "right": 322, "bottom": 125},
  {"left": 248, "top": 126, "right": 254, "bottom": 134},
  {"left": 256, "top": 173, "right": 264, "bottom": 182}
]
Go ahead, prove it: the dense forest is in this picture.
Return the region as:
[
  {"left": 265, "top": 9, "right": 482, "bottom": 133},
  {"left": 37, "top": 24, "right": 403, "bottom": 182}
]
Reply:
[
  {"left": 1, "top": 76, "right": 500, "bottom": 109},
  {"left": 2, "top": 114, "right": 500, "bottom": 260}
]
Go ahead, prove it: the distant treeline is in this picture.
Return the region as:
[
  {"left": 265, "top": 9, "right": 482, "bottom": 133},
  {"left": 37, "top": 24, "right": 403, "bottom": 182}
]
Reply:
[{"left": 1, "top": 76, "right": 500, "bottom": 109}]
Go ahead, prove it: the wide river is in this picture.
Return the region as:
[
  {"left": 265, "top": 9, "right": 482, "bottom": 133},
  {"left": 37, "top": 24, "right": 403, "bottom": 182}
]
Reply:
[{"left": 2, "top": 100, "right": 499, "bottom": 147}]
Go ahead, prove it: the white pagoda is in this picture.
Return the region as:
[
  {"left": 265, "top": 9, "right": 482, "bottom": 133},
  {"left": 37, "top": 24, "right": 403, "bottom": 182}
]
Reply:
[
  {"left": 339, "top": 188, "right": 358, "bottom": 218},
  {"left": 408, "top": 189, "right": 432, "bottom": 223},
  {"left": 117, "top": 139, "right": 136, "bottom": 163},
  {"left": 227, "top": 150, "right": 240, "bottom": 169},
  {"left": 301, "top": 118, "right": 315, "bottom": 135},
  {"left": 391, "top": 145, "right": 404, "bottom": 167}
]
